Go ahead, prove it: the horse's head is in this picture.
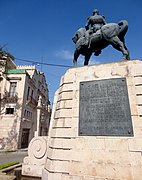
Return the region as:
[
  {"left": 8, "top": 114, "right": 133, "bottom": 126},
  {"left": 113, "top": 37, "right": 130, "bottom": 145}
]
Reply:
[{"left": 72, "top": 28, "right": 86, "bottom": 44}]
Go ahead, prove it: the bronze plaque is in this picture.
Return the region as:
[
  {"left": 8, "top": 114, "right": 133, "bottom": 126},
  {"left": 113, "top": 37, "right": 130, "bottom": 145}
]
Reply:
[{"left": 79, "top": 78, "right": 133, "bottom": 136}]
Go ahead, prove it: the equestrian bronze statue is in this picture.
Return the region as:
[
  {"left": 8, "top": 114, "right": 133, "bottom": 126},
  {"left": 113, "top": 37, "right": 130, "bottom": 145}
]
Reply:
[{"left": 72, "top": 9, "right": 130, "bottom": 66}]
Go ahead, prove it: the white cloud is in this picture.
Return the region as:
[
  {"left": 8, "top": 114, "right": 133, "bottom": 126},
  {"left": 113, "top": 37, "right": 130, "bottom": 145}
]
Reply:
[
  {"left": 55, "top": 49, "right": 101, "bottom": 66},
  {"left": 78, "top": 55, "right": 101, "bottom": 66},
  {"left": 55, "top": 50, "right": 73, "bottom": 60},
  {"left": 89, "top": 56, "right": 101, "bottom": 65}
]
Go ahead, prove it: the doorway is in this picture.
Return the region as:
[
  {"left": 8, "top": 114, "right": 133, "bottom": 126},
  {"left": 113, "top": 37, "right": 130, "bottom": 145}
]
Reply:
[{"left": 21, "top": 128, "right": 30, "bottom": 148}]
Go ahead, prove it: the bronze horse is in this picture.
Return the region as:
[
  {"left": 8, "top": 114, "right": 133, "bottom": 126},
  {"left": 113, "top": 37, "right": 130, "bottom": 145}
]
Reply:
[{"left": 72, "top": 20, "right": 130, "bottom": 66}]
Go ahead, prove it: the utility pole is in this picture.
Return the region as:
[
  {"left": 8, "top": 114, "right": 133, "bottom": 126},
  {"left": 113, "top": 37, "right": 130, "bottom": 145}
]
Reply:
[{"left": 0, "top": 75, "right": 3, "bottom": 120}]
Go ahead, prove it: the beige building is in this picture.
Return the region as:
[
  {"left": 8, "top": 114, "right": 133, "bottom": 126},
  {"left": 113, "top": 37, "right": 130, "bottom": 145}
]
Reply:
[{"left": 0, "top": 57, "right": 51, "bottom": 150}]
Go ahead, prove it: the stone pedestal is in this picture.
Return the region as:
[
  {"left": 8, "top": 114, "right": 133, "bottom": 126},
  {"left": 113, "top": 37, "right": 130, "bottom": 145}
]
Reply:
[
  {"left": 42, "top": 60, "right": 142, "bottom": 180},
  {"left": 22, "top": 136, "right": 48, "bottom": 177}
]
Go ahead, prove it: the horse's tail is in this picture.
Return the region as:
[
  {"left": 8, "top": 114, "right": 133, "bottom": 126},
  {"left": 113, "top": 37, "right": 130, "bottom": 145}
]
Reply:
[{"left": 118, "top": 20, "right": 128, "bottom": 42}]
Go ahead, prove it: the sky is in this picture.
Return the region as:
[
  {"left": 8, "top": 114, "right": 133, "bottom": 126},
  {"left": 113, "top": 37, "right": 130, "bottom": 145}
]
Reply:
[{"left": 0, "top": 0, "right": 142, "bottom": 104}]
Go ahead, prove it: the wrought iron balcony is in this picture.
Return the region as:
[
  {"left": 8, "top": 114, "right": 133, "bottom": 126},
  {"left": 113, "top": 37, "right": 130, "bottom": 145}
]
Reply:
[
  {"left": 4, "top": 92, "right": 18, "bottom": 103},
  {"left": 26, "top": 96, "right": 38, "bottom": 106}
]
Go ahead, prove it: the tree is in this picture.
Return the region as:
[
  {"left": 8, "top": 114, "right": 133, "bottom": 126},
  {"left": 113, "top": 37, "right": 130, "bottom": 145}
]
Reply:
[{"left": 0, "top": 46, "right": 14, "bottom": 61}]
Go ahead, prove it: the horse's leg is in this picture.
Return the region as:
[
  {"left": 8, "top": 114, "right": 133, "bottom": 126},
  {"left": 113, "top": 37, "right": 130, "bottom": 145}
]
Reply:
[
  {"left": 110, "top": 36, "right": 130, "bottom": 60},
  {"left": 119, "top": 36, "right": 130, "bottom": 60},
  {"left": 84, "top": 53, "right": 91, "bottom": 65},
  {"left": 73, "top": 49, "right": 80, "bottom": 67},
  {"left": 124, "top": 44, "right": 130, "bottom": 59}
]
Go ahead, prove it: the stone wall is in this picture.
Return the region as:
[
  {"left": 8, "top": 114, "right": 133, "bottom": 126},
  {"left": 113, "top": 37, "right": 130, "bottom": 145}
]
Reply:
[{"left": 43, "top": 60, "right": 142, "bottom": 180}]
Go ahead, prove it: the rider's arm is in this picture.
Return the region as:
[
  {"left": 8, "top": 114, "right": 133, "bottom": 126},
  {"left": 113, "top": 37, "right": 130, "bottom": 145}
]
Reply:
[
  {"left": 85, "top": 16, "right": 90, "bottom": 30},
  {"left": 102, "top": 15, "right": 107, "bottom": 25}
]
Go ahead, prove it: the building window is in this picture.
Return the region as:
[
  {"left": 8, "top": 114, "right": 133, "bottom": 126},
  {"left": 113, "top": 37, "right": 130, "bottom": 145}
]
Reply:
[
  {"left": 24, "top": 109, "right": 32, "bottom": 120},
  {"left": 31, "top": 90, "right": 33, "bottom": 98},
  {"left": 24, "top": 110, "right": 26, "bottom": 117},
  {"left": 9, "top": 82, "right": 17, "bottom": 96},
  {"left": 5, "top": 108, "right": 14, "bottom": 114},
  {"left": 27, "top": 86, "right": 30, "bottom": 100}
]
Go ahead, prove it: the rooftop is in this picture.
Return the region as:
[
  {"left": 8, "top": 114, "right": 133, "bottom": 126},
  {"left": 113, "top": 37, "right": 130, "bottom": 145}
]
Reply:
[{"left": 5, "top": 69, "right": 26, "bottom": 74}]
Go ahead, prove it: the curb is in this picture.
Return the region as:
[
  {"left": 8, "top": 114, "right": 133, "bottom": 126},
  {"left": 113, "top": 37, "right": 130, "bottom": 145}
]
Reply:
[
  {"left": 0, "top": 163, "right": 22, "bottom": 173},
  {"left": 0, "top": 148, "right": 28, "bottom": 154}
]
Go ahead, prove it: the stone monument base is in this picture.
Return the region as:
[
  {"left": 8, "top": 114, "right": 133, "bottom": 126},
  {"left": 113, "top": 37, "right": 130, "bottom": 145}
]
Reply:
[{"left": 42, "top": 60, "right": 142, "bottom": 180}]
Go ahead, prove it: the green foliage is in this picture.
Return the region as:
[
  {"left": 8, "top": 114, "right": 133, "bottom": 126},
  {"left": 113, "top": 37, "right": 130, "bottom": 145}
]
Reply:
[
  {"left": 0, "top": 161, "right": 19, "bottom": 170},
  {"left": 0, "top": 46, "right": 15, "bottom": 61}
]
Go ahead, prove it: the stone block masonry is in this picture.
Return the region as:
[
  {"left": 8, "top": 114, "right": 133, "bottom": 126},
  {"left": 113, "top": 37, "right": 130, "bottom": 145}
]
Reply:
[{"left": 42, "top": 60, "right": 142, "bottom": 180}]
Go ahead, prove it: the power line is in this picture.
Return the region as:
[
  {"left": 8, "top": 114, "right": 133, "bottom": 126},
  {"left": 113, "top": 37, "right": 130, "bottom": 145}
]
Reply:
[{"left": 15, "top": 57, "right": 72, "bottom": 68}]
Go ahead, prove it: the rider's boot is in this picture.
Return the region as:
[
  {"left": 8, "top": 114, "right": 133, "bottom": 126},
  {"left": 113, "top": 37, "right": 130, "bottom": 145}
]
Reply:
[{"left": 94, "top": 50, "right": 101, "bottom": 56}]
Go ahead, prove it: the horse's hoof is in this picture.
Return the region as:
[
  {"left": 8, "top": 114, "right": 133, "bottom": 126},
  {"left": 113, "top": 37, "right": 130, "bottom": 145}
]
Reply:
[
  {"left": 126, "top": 55, "right": 130, "bottom": 60},
  {"left": 120, "top": 56, "right": 130, "bottom": 61},
  {"left": 73, "top": 62, "right": 77, "bottom": 67},
  {"left": 120, "top": 59, "right": 126, "bottom": 61}
]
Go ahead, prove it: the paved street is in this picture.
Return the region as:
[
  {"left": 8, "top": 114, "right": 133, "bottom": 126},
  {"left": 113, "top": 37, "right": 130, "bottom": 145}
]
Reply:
[
  {"left": 0, "top": 150, "right": 28, "bottom": 164},
  {"left": 0, "top": 150, "right": 41, "bottom": 179}
]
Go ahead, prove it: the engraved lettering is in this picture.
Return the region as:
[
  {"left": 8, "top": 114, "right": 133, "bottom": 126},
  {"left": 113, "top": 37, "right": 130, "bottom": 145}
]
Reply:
[{"left": 79, "top": 78, "right": 133, "bottom": 136}]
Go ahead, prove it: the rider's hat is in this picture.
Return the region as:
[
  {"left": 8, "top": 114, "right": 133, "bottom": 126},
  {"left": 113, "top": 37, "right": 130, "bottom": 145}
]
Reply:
[{"left": 93, "top": 9, "right": 99, "bottom": 15}]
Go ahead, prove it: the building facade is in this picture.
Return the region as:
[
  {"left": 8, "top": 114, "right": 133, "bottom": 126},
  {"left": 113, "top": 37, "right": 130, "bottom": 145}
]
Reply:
[{"left": 0, "top": 57, "right": 51, "bottom": 150}]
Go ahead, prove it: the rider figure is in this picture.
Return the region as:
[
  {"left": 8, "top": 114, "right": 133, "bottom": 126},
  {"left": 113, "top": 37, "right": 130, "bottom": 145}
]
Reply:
[{"left": 85, "top": 9, "right": 106, "bottom": 48}]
